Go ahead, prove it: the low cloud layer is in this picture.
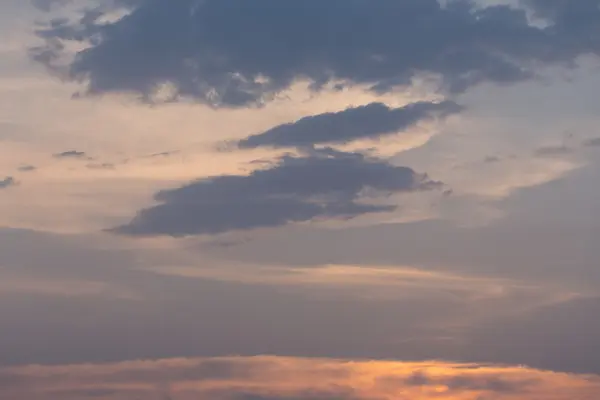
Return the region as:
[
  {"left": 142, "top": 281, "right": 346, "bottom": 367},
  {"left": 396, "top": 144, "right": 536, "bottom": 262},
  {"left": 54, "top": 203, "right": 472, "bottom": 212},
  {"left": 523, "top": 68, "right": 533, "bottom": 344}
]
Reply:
[
  {"left": 1, "top": 356, "right": 598, "bottom": 400},
  {"left": 236, "top": 101, "right": 462, "bottom": 149},
  {"left": 113, "top": 150, "right": 441, "bottom": 236},
  {"left": 32, "top": 0, "right": 600, "bottom": 107}
]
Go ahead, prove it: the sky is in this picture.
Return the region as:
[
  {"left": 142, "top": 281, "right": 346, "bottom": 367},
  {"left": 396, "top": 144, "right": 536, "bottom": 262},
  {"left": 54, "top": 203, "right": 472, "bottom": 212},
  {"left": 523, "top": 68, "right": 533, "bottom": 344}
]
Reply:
[{"left": 1, "top": 0, "right": 600, "bottom": 398}]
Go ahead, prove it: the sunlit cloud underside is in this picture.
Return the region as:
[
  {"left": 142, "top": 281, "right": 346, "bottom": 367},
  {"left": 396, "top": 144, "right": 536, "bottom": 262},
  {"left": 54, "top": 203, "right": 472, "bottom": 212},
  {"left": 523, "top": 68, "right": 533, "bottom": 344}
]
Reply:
[{"left": 2, "top": 355, "right": 599, "bottom": 400}]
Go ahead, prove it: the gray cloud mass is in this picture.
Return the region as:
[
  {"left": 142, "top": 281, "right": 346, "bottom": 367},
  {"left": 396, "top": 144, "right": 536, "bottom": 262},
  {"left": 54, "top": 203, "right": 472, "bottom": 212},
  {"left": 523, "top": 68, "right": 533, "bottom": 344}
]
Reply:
[
  {"left": 584, "top": 137, "right": 600, "bottom": 147},
  {"left": 236, "top": 101, "right": 462, "bottom": 150},
  {"left": 31, "top": 0, "right": 600, "bottom": 107},
  {"left": 113, "top": 150, "right": 441, "bottom": 236}
]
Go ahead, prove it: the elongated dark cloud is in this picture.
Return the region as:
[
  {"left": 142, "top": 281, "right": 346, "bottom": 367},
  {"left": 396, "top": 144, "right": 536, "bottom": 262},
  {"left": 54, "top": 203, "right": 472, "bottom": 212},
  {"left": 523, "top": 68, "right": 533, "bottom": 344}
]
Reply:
[
  {"left": 113, "top": 150, "right": 441, "bottom": 236},
  {"left": 0, "top": 177, "right": 16, "bottom": 189},
  {"left": 237, "top": 101, "right": 462, "bottom": 150},
  {"left": 53, "top": 150, "right": 87, "bottom": 159},
  {"left": 17, "top": 165, "right": 36, "bottom": 172},
  {"left": 31, "top": 0, "right": 600, "bottom": 107}
]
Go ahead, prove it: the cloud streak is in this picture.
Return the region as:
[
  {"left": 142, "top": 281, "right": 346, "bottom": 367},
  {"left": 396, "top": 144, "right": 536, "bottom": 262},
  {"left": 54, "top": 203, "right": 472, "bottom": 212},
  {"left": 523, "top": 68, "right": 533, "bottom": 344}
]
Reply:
[
  {"left": 53, "top": 150, "right": 87, "bottom": 159},
  {"left": 235, "top": 101, "right": 462, "bottom": 150}
]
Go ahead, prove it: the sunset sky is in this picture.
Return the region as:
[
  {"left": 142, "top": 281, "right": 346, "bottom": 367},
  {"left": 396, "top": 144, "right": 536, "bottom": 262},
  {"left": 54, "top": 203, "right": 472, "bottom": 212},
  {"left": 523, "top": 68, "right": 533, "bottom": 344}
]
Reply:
[{"left": 1, "top": 0, "right": 600, "bottom": 399}]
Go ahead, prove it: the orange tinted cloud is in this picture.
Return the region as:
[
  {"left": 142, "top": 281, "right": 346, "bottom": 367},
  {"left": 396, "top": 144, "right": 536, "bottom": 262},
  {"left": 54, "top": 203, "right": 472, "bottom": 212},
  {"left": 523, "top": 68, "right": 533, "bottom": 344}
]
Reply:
[{"left": 1, "top": 356, "right": 598, "bottom": 400}]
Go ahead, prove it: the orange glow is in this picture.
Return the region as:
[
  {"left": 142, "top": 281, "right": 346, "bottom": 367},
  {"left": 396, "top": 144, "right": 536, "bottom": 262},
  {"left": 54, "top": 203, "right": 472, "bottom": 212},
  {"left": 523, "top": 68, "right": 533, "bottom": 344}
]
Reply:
[{"left": 1, "top": 356, "right": 599, "bottom": 399}]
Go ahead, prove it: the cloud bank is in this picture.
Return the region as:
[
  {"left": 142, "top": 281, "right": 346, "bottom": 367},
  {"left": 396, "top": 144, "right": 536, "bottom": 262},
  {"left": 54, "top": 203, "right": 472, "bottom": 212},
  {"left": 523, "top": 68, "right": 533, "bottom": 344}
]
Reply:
[
  {"left": 32, "top": 0, "right": 600, "bottom": 107},
  {"left": 1, "top": 355, "right": 598, "bottom": 400}
]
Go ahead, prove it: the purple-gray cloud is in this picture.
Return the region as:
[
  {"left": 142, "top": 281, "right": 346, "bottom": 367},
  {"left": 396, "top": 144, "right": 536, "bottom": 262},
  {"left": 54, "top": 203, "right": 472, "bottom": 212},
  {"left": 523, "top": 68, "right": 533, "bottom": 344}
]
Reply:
[
  {"left": 30, "top": 0, "right": 600, "bottom": 107},
  {"left": 112, "top": 149, "right": 441, "bottom": 236},
  {"left": 236, "top": 101, "right": 462, "bottom": 150}
]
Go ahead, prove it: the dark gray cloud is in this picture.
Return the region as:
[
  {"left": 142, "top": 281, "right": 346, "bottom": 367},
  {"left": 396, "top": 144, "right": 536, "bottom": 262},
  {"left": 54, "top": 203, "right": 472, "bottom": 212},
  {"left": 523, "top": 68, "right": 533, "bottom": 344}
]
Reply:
[
  {"left": 112, "top": 150, "right": 441, "bottom": 236},
  {"left": 0, "top": 177, "right": 16, "bottom": 189},
  {"left": 53, "top": 150, "right": 87, "bottom": 159},
  {"left": 236, "top": 101, "right": 462, "bottom": 150},
  {"left": 31, "top": 0, "right": 600, "bottom": 107}
]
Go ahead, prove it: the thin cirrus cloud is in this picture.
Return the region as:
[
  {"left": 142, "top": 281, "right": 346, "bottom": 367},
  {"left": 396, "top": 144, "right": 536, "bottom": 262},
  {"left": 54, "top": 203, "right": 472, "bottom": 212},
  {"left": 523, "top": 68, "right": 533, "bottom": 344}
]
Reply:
[
  {"left": 235, "top": 101, "right": 463, "bottom": 150},
  {"left": 30, "top": 0, "right": 600, "bottom": 107},
  {"left": 112, "top": 149, "right": 441, "bottom": 236}
]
